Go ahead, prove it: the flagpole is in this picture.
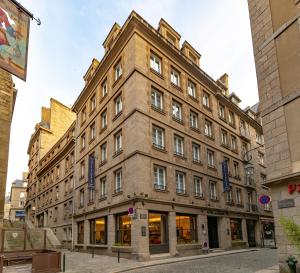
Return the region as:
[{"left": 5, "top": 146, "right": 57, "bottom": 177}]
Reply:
[{"left": 9, "top": 0, "right": 41, "bottom": 25}]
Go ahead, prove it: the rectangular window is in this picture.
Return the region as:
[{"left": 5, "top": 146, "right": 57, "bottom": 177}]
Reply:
[
  {"left": 80, "top": 160, "right": 85, "bottom": 178},
  {"left": 233, "top": 161, "right": 239, "bottom": 178},
  {"left": 190, "top": 111, "right": 198, "bottom": 129},
  {"left": 81, "top": 134, "right": 86, "bottom": 150},
  {"left": 176, "top": 215, "right": 197, "bottom": 244},
  {"left": 115, "top": 95, "right": 122, "bottom": 115},
  {"left": 187, "top": 80, "right": 196, "bottom": 98},
  {"left": 256, "top": 132, "right": 264, "bottom": 144},
  {"left": 258, "top": 152, "right": 264, "bottom": 165},
  {"left": 114, "top": 131, "right": 122, "bottom": 153},
  {"left": 230, "top": 219, "right": 243, "bottom": 241},
  {"left": 226, "top": 187, "right": 233, "bottom": 203},
  {"left": 90, "top": 217, "right": 107, "bottom": 245},
  {"left": 202, "top": 91, "right": 210, "bottom": 108},
  {"left": 192, "top": 143, "right": 201, "bottom": 162},
  {"left": 236, "top": 188, "right": 242, "bottom": 205},
  {"left": 79, "top": 188, "right": 84, "bottom": 207},
  {"left": 88, "top": 188, "right": 95, "bottom": 203},
  {"left": 100, "top": 142, "right": 107, "bottom": 162},
  {"left": 101, "top": 110, "right": 107, "bottom": 129},
  {"left": 209, "top": 181, "right": 217, "bottom": 200},
  {"left": 150, "top": 52, "right": 161, "bottom": 74},
  {"left": 152, "top": 126, "right": 165, "bottom": 149},
  {"left": 151, "top": 88, "right": 163, "bottom": 110},
  {"left": 90, "top": 94, "right": 96, "bottom": 112},
  {"left": 116, "top": 214, "right": 131, "bottom": 245},
  {"left": 81, "top": 107, "right": 86, "bottom": 124},
  {"left": 219, "top": 104, "right": 225, "bottom": 120},
  {"left": 115, "top": 169, "right": 122, "bottom": 193},
  {"left": 174, "top": 135, "right": 184, "bottom": 156},
  {"left": 77, "top": 221, "right": 84, "bottom": 244},
  {"left": 115, "top": 61, "right": 122, "bottom": 80},
  {"left": 90, "top": 123, "right": 96, "bottom": 140},
  {"left": 221, "top": 130, "right": 228, "bottom": 146},
  {"left": 170, "top": 68, "right": 180, "bottom": 87},
  {"left": 172, "top": 100, "right": 182, "bottom": 121},
  {"left": 204, "top": 120, "right": 213, "bottom": 138},
  {"left": 231, "top": 136, "right": 237, "bottom": 152},
  {"left": 100, "top": 177, "right": 107, "bottom": 198},
  {"left": 176, "top": 171, "right": 186, "bottom": 194},
  {"left": 154, "top": 165, "right": 166, "bottom": 190},
  {"left": 101, "top": 79, "right": 107, "bottom": 98},
  {"left": 194, "top": 176, "right": 203, "bottom": 198},
  {"left": 228, "top": 110, "right": 235, "bottom": 126},
  {"left": 207, "top": 149, "right": 215, "bottom": 168},
  {"left": 56, "top": 165, "right": 60, "bottom": 178}
]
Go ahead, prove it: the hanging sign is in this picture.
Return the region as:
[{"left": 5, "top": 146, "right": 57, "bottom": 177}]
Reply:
[
  {"left": 0, "top": 0, "right": 31, "bottom": 80},
  {"left": 222, "top": 160, "right": 230, "bottom": 192}
]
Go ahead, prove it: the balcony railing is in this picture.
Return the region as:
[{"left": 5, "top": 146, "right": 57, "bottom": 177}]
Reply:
[
  {"left": 246, "top": 203, "right": 259, "bottom": 212},
  {"left": 154, "top": 183, "right": 166, "bottom": 191}
]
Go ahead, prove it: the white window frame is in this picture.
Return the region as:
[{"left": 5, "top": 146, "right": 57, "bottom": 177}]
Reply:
[
  {"left": 115, "top": 62, "right": 122, "bottom": 80},
  {"left": 209, "top": 181, "right": 217, "bottom": 200},
  {"left": 174, "top": 135, "right": 184, "bottom": 156},
  {"left": 171, "top": 68, "right": 180, "bottom": 87},
  {"left": 203, "top": 92, "right": 210, "bottom": 108},
  {"left": 188, "top": 80, "right": 196, "bottom": 98},
  {"left": 204, "top": 120, "right": 212, "bottom": 137},
  {"left": 172, "top": 101, "right": 182, "bottom": 121},
  {"left": 190, "top": 111, "right": 198, "bottom": 129},
  {"left": 115, "top": 169, "right": 122, "bottom": 193},
  {"left": 101, "top": 80, "right": 107, "bottom": 97},
  {"left": 221, "top": 130, "right": 228, "bottom": 145},
  {"left": 152, "top": 126, "right": 165, "bottom": 149},
  {"left": 150, "top": 53, "right": 161, "bottom": 74},
  {"left": 192, "top": 143, "right": 200, "bottom": 162},
  {"left": 90, "top": 124, "right": 95, "bottom": 140},
  {"left": 151, "top": 88, "right": 163, "bottom": 110},
  {"left": 90, "top": 95, "right": 96, "bottom": 112},
  {"left": 236, "top": 188, "right": 242, "bottom": 204},
  {"left": 101, "top": 142, "right": 107, "bottom": 162},
  {"left": 115, "top": 95, "right": 122, "bottom": 115},
  {"left": 194, "top": 176, "right": 203, "bottom": 197},
  {"left": 100, "top": 177, "right": 107, "bottom": 198},
  {"left": 101, "top": 110, "right": 107, "bottom": 129},
  {"left": 154, "top": 166, "right": 166, "bottom": 190},
  {"left": 115, "top": 131, "right": 122, "bottom": 153},
  {"left": 207, "top": 150, "right": 215, "bottom": 168},
  {"left": 176, "top": 171, "right": 185, "bottom": 194}
]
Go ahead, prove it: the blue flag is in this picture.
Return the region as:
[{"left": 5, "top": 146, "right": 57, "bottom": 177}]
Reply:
[
  {"left": 88, "top": 155, "right": 95, "bottom": 189},
  {"left": 222, "top": 160, "right": 230, "bottom": 192}
]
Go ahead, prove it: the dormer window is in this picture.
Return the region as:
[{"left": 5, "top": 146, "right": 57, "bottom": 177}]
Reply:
[
  {"left": 167, "top": 32, "right": 176, "bottom": 46},
  {"left": 115, "top": 61, "right": 122, "bottom": 81},
  {"left": 150, "top": 52, "right": 162, "bottom": 74},
  {"left": 171, "top": 68, "right": 180, "bottom": 87}
]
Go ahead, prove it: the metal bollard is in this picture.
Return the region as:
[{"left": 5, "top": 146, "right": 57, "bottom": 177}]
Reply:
[
  {"left": 62, "top": 253, "right": 66, "bottom": 272},
  {"left": 118, "top": 249, "right": 120, "bottom": 263}
]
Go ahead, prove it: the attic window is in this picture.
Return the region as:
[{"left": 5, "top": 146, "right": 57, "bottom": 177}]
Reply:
[
  {"left": 166, "top": 32, "right": 176, "bottom": 46},
  {"left": 189, "top": 51, "right": 197, "bottom": 63}
]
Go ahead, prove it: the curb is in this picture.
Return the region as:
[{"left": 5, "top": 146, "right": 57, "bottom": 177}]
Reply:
[{"left": 111, "top": 248, "right": 260, "bottom": 273}]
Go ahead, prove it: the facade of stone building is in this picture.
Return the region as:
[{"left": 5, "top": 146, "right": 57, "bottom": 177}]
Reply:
[
  {"left": 70, "top": 12, "right": 273, "bottom": 260},
  {"left": 9, "top": 174, "right": 28, "bottom": 221},
  {"left": 25, "top": 99, "right": 76, "bottom": 248},
  {"left": 248, "top": 0, "right": 300, "bottom": 270},
  {"left": 0, "top": 69, "right": 17, "bottom": 221}
]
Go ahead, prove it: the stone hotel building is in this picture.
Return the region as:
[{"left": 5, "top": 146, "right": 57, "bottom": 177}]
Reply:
[{"left": 26, "top": 11, "right": 273, "bottom": 260}]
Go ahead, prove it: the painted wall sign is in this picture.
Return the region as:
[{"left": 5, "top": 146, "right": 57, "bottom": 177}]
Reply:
[
  {"left": 288, "top": 184, "right": 300, "bottom": 194},
  {"left": 278, "top": 198, "right": 295, "bottom": 209}
]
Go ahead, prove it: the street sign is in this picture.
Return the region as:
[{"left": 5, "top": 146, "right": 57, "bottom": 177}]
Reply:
[{"left": 259, "top": 195, "right": 271, "bottom": 205}]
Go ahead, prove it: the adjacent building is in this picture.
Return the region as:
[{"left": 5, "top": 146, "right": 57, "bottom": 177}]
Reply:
[
  {"left": 0, "top": 69, "right": 17, "bottom": 222},
  {"left": 9, "top": 173, "right": 28, "bottom": 221},
  {"left": 71, "top": 12, "right": 272, "bottom": 260},
  {"left": 248, "top": 0, "right": 300, "bottom": 270},
  {"left": 25, "top": 99, "right": 76, "bottom": 248}
]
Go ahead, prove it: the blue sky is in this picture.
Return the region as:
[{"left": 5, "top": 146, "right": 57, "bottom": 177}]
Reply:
[{"left": 6, "top": 0, "right": 258, "bottom": 193}]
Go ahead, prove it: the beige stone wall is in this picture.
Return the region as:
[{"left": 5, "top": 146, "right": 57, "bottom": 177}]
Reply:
[{"left": 0, "top": 69, "right": 16, "bottom": 220}]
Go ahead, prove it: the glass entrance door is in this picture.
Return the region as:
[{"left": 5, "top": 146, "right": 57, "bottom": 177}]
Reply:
[{"left": 149, "top": 212, "right": 169, "bottom": 254}]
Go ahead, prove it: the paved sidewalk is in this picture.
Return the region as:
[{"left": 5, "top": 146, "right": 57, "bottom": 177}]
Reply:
[
  {"left": 254, "top": 265, "right": 279, "bottom": 273},
  {"left": 60, "top": 248, "right": 263, "bottom": 273}
]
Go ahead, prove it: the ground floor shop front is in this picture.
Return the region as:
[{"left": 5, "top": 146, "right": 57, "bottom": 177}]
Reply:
[{"left": 73, "top": 201, "right": 273, "bottom": 261}]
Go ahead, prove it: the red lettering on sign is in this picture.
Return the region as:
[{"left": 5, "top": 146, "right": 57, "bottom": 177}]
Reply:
[{"left": 288, "top": 184, "right": 297, "bottom": 194}]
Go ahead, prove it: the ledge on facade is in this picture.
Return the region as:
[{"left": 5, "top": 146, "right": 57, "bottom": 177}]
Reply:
[
  {"left": 170, "top": 82, "right": 182, "bottom": 92},
  {"left": 87, "top": 244, "right": 108, "bottom": 249},
  {"left": 188, "top": 95, "right": 198, "bottom": 103},
  {"left": 112, "top": 75, "right": 123, "bottom": 88},
  {"left": 111, "top": 245, "right": 132, "bottom": 253},
  {"left": 113, "top": 149, "right": 123, "bottom": 158},
  {"left": 173, "top": 152, "right": 186, "bottom": 160},
  {"left": 74, "top": 244, "right": 84, "bottom": 248},
  {"left": 203, "top": 105, "right": 212, "bottom": 112},
  {"left": 172, "top": 116, "right": 184, "bottom": 125},
  {"left": 190, "top": 126, "right": 201, "bottom": 134},
  {"left": 112, "top": 190, "right": 123, "bottom": 197},
  {"left": 151, "top": 104, "right": 166, "bottom": 115},
  {"left": 112, "top": 111, "right": 123, "bottom": 122},
  {"left": 150, "top": 68, "right": 164, "bottom": 80},
  {"left": 176, "top": 243, "right": 201, "bottom": 250},
  {"left": 89, "top": 137, "right": 95, "bottom": 145},
  {"left": 152, "top": 144, "right": 167, "bottom": 153},
  {"left": 221, "top": 143, "right": 230, "bottom": 150},
  {"left": 176, "top": 191, "right": 189, "bottom": 197},
  {"left": 100, "top": 126, "right": 107, "bottom": 134},
  {"left": 99, "top": 160, "right": 107, "bottom": 167},
  {"left": 194, "top": 194, "right": 205, "bottom": 200},
  {"left": 207, "top": 166, "right": 217, "bottom": 171},
  {"left": 236, "top": 203, "right": 244, "bottom": 208},
  {"left": 99, "top": 196, "right": 107, "bottom": 201},
  {"left": 88, "top": 108, "right": 96, "bottom": 117},
  {"left": 218, "top": 115, "right": 227, "bottom": 123},
  {"left": 204, "top": 134, "right": 215, "bottom": 141},
  {"left": 192, "top": 160, "right": 203, "bottom": 166}
]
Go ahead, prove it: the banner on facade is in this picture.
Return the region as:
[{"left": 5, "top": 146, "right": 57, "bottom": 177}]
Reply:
[
  {"left": 0, "top": 0, "right": 30, "bottom": 80},
  {"left": 88, "top": 155, "right": 95, "bottom": 189},
  {"left": 222, "top": 160, "right": 230, "bottom": 192}
]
